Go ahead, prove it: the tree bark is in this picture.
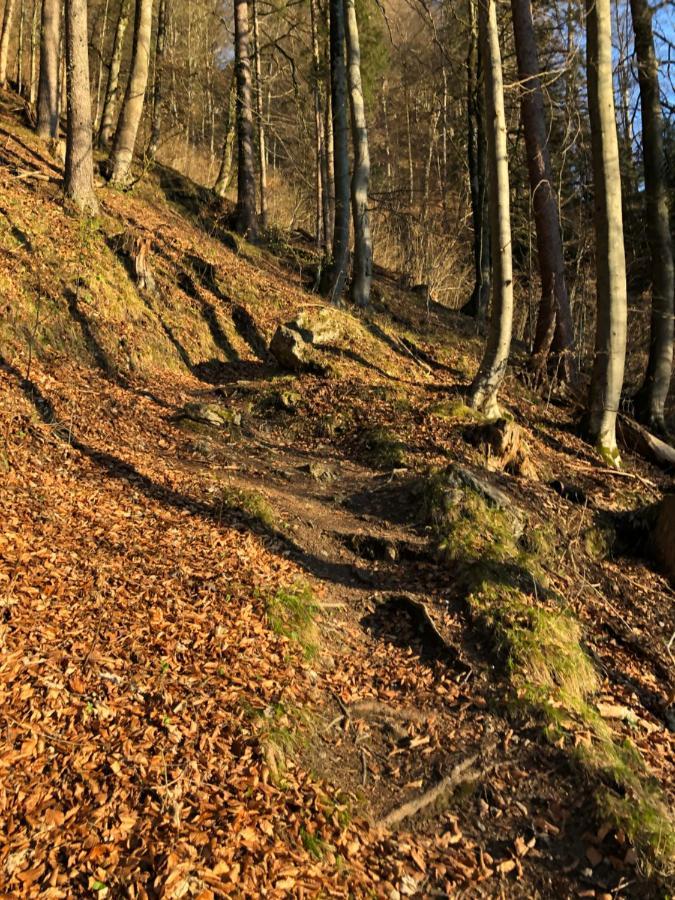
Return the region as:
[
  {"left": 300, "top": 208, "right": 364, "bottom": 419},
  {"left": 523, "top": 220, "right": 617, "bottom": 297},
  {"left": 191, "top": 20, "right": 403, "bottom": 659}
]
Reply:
[
  {"left": 322, "top": 0, "right": 349, "bottom": 303},
  {"left": 16, "top": 0, "right": 24, "bottom": 95},
  {"left": 233, "top": 0, "right": 258, "bottom": 239},
  {"left": 510, "top": 0, "right": 576, "bottom": 382},
  {"left": 64, "top": 0, "right": 98, "bottom": 215},
  {"left": 251, "top": 0, "right": 267, "bottom": 227},
  {"left": 462, "top": 0, "right": 491, "bottom": 321},
  {"left": 630, "top": 0, "right": 674, "bottom": 432},
  {"left": 108, "top": 0, "right": 154, "bottom": 185},
  {"left": 468, "top": 0, "right": 513, "bottom": 418},
  {"left": 585, "top": 0, "right": 628, "bottom": 462},
  {"left": 0, "top": 0, "right": 16, "bottom": 89},
  {"left": 310, "top": 0, "right": 324, "bottom": 247},
  {"left": 344, "top": 0, "right": 372, "bottom": 308},
  {"left": 214, "top": 73, "right": 236, "bottom": 197},
  {"left": 29, "top": 0, "right": 39, "bottom": 108},
  {"left": 147, "top": 0, "right": 168, "bottom": 159},
  {"left": 92, "top": 0, "right": 109, "bottom": 131},
  {"left": 98, "top": 0, "right": 130, "bottom": 148},
  {"left": 36, "top": 0, "right": 59, "bottom": 139}
]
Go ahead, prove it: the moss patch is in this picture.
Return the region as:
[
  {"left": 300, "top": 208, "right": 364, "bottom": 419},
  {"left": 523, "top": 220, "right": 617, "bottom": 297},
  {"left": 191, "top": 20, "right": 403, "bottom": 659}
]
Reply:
[{"left": 358, "top": 426, "right": 406, "bottom": 470}]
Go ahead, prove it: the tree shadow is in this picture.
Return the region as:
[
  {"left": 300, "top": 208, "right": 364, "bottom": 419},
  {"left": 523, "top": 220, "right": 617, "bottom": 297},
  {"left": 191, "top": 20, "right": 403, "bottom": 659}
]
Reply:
[{"left": 65, "top": 287, "right": 116, "bottom": 377}]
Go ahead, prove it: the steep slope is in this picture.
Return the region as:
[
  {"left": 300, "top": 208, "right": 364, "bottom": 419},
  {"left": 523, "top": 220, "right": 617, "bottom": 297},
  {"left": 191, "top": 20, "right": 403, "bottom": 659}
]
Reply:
[{"left": 1, "top": 92, "right": 674, "bottom": 898}]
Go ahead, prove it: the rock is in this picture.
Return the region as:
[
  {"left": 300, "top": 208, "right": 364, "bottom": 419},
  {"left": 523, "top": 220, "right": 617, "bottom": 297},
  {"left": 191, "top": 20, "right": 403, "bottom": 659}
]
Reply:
[
  {"left": 299, "top": 461, "right": 336, "bottom": 482},
  {"left": 291, "top": 307, "right": 342, "bottom": 346},
  {"left": 654, "top": 494, "right": 675, "bottom": 583},
  {"left": 173, "top": 402, "right": 241, "bottom": 429},
  {"left": 269, "top": 325, "right": 312, "bottom": 372}
]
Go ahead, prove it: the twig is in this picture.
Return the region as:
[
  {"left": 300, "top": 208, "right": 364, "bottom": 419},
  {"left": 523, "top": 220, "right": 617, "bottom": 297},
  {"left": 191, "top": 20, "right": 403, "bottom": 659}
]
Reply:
[{"left": 375, "top": 755, "right": 478, "bottom": 828}]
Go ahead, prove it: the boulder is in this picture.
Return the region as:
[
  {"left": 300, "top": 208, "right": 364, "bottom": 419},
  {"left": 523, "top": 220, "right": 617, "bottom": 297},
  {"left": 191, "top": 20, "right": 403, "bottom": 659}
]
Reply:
[
  {"left": 172, "top": 402, "right": 241, "bottom": 429},
  {"left": 269, "top": 325, "right": 312, "bottom": 372},
  {"left": 654, "top": 494, "right": 675, "bottom": 583},
  {"left": 291, "top": 307, "right": 342, "bottom": 346}
]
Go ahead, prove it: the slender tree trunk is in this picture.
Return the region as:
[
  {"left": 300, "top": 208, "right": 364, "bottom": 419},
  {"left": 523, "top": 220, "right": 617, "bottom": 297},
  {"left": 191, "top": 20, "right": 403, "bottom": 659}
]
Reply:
[
  {"left": 147, "top": 0, "right": 168, "bottom": 159},
  {"left": 511, "top": 0, "right": 576, "bottom": 382},
  {"left": 98, "top": 0, "right": 130, "bottom": 147},
  {"left": 36, "top": 0, "right": 59, "bottom": 138},
  {"left": 29, "top": 0, "right": 39, "bottom": 108},
  {"left": 344, "top": 0, "right": 371, "bottom": 307},
  {"left": 324, "top": 50, "right": 335, "bottom": 242},
  {"left": 381, "top": 79, "right": 392, "bottom": 183},
  {"left": 64, "top": 0, "right": 98, "bottom": 214},
  {"left": 214, "top": 73, "right": 236, "bottom": 197},
  {"left": 405, "top": 87, "right": 414, "bottom": 208},
  {"left": 322, "top": 0, "right": 350, "bottom": 302},
  {"left": 462, "top": 0, "right": 491, "bottom": 321},
  {"left": 92, "top": 0, "right": 109, "bottom": 130},
  {"left": 585, "top": 0, "right": 627, "bottom": 461},
  {"left": 107, "top": 0, "right": 153, "bottom": 185},
  {"left": 630, "top": 0, "right": 674, "bottom": 432},
  {"left": 469, "top": 0, "right": 513, "bottom": 417},
  {"left": 0, "top": 0, "right": 16, "bottom": 88},
  {"left": 251, "top": 0, "right": 267, "bottom": 227},
  {"left": 310, "top": 0, "right": 324, "bottom": 247},
  {"left": 233, "top": 0, "right": 258, "bottom": 238}
]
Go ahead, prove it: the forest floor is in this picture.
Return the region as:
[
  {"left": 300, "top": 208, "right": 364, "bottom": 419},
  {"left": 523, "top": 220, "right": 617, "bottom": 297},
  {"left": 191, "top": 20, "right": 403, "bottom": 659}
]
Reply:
[{"left": 0, "top": 90, "right": 674, "bottom": 898}]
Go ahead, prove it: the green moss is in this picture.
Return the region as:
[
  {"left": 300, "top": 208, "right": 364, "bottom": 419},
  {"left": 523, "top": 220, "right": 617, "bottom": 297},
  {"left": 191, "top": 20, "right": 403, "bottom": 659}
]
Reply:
[
  {"left": 266, "top": 583, "right": 319, "bottom": 659},
  {"left": 358, "top": 426, "right": 406, "bottom": 470},
  {"left": 218, "top": 486, "right": 275, "bottom": 529},
  {"left": 597, "top": 442, "right": 622, "bottom": 469},
  {"left": 583, "top": 522, "right": 616, "bottom": 561},
  {"left": 427, "top": 399, "right": 482, "bottom": 422},
  {"left": 300, "top": 827, "right": 328, "bottom": 860}
]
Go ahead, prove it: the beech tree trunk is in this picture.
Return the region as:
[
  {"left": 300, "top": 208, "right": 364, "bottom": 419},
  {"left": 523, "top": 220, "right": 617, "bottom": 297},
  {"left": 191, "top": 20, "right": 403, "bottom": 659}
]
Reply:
[
  {"left": 64, "top": 0, "right": 98, "bottom": 215},
  {"left": 92, "top": 0, "right": 109, "bottom": 130},
  {"left": 98, "top": 0, "right": 130, "bottom": 147},
  {"left": 586, "top": 0, "right": 627, "bottom": 462},
  {"left": 310, "top": 0, "right": 324, "bottom": 247},
  {"left": 234, "top": 0, "right": 258, "bottom": 238},
  {"left": 147, "top": 0, "right": 168, "bottom": 159},
  {"left": 344, "top": 0, "right": 372, "bottom": 308},
  {"left": 0, "top": 0, "right": 16, "bottom": 88},
  {"left": 108, "top": 0, "right": 154, "bottom": 185},
  {"left": 251, "top": 0, "right": 267, "bottom": 227},
  {"left": 469, "top": 0, "right": 513, "bottom": 417},
  {"left": 36, "top": 0, "right": 59, "bottom": 138},
  {"left": 630, "top": 0, "right": 674, "bottom": 432},
  {"left": 214, "top": 74, "right": 236, "bottom": 197},
  {"left": 16, "top": 0, "right": 24, "bottom": 95},
  {"left": 29, "top": 0, "right": 39, "bottom": 108},
  {"left": 462, "top": 0, "right": 491, "bottom": 321},
  {"left": 511, "top": 0, "right": 576, "bottom": 382},
  {"left": 323, "top": 0, "right": 350, "bottom": 303}
]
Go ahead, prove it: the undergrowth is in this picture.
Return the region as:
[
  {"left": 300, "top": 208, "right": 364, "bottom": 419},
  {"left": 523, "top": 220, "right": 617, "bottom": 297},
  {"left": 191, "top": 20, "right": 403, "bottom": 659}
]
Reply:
[
  {"left": 266, "top": 583, "right": 319, "bottom": 660},
  {"left": 218, "top": 486, "right": 276, "bottom": 530},
  {"left": 425, "top": 466, "right": 675, "bottom": 882},
  {"left": 359, "top": 425, "right": 406, "bottom": 470}
]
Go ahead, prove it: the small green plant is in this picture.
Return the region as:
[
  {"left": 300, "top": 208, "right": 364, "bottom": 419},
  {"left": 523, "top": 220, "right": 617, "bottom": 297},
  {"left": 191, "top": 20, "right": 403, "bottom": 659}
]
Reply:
[
  {"left": 300, "top": 826, "right": 328, "bottom": 860},
  {"left": 266, "top": 583, "right": 319, "bottom": 659}
]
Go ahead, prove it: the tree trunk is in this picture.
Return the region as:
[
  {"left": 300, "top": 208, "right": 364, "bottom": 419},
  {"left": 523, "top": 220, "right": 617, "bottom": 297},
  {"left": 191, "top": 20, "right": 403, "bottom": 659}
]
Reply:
[
  {"left": 468, "top": 0, "right": 513, "bottom": 418},
  {"left": 16, "top": 0, "right": 24, "bottom": 95},
  {"left": 64, "top": 0, "right": 98, "bottom": 215},
  {"left": 29, "top": 0, "right": 39, "bottom": 108},
  {"left": 92, "top": 0, "right": 109, "bottom": 131},
  {"left": 310, "top": 0, "right": 324, "bottom": 247},
  {"left": 214, "top": 73, "right": 236, "bottom": 197},
  {"left": 233, "top": 0, "right": 258, "bottom": 239},
  {"left": 0, "top": 0, "right": 16, "bottom": 89},
  {"left": 147, "top": 0, "right": 168, "bottom": 159},
  {"left": 322, "top": 0, "right": 349, "bottom": 302},
  {"left": 344, "top": 0, "right": 371, "bottom": 308},
  {"left": 585, "top": 0, "right": 628, "bottom": 462},
  {"left": 510, "top": 0, "right": 576, "bottom": 382},
  {"left": 324, "top": 48, "right": 335, "bottom": 242},
  {"left": 630, "top": 0, "right": 674, "bottom": 433},
  {"left": 251, "top": 0, "right": 267, "bottom": 227},
  {"left": 98, "top": 0, "right": 130, "bottom": 147},
  {"left": 462, "top": 0, "right": 491, "bottom": 321},
  {"left": 36, "top": 0, "right": 59, "bottom": 138},
  {"left": 108, "top": 0, "right": 153, "bottom": 185}
]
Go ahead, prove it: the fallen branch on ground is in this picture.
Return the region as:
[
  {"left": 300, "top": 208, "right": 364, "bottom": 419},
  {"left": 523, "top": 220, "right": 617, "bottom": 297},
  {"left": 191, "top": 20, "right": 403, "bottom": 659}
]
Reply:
[{"left": 375, "top": 755, "right": 478, "bottom": 828}]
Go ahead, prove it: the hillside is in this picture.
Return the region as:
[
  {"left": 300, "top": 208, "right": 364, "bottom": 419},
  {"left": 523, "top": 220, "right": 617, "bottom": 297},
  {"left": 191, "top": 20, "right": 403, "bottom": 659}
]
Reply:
[{"left": 1, "top": 92, "right": 674, "bottom": 899}]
